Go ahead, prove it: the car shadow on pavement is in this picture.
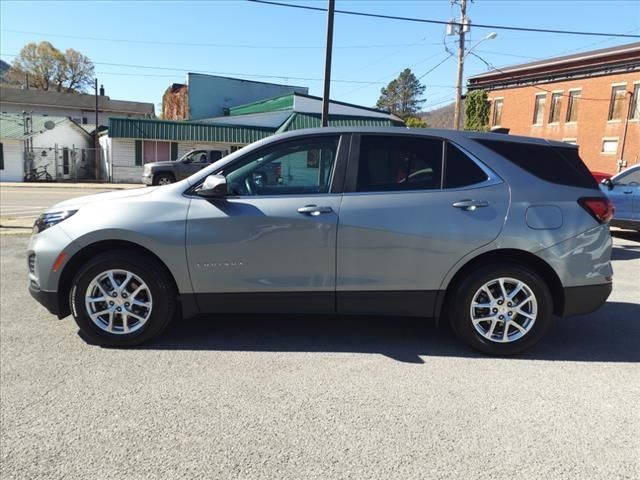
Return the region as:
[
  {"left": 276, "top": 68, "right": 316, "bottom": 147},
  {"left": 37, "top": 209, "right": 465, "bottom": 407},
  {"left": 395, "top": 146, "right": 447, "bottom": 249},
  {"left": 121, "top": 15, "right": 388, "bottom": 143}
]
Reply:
[
  {"left": 134, "top": 301, "right": 640, "bottom": 363},
  {"left": 611, "top": 229, "right": 640, "bottom": 243}
]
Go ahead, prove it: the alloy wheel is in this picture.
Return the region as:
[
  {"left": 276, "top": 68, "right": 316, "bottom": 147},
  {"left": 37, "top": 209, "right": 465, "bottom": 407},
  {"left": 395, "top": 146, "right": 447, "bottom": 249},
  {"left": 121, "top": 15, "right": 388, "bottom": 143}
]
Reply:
[
  {"left": 469, "top": 277, "right": 538, "bottom": 343},
  {"left": 84, "top": 269, "right": 153, "bottom": 334}
]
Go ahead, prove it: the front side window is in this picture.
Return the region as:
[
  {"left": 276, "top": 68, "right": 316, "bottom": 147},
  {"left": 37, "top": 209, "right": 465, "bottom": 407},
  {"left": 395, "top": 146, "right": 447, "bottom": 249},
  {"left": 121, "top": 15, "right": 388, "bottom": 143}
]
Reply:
[
  {"left": 356, "top": 135, "right": 443, "bottom": 192},
  {"left": 549, "top": 92, "right": 562, "bottom": 123},
  {"left": 225, "top": 136, "right": 339, "bottom": 196},
  {"left": 492, "top": 99, "right": 503, "bottom": 126},
  {"left": 184, "top": 150, "right": 209, "bottom": 164},
  {"left": 613, "top": 167, "right": 640, "bottom": 186},
  {"left": 609, "top": 85, "right": 627, "bottom": 121},
  {"left": 566, "top": 90, "right": 581, "bottom": 122},
  {"left": 533, "top": 94, "right": 546, "bottom": 125}
]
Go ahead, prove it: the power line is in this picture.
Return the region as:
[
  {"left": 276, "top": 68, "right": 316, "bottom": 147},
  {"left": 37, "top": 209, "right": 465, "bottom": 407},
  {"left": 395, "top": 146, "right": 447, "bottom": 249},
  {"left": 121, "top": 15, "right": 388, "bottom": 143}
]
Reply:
[
  {"left": 247, "top": 0, "right": 640, "bottom": 38},
  {"left": 0, "top": 53, "right": 394, "bottom": 85},
  {"left": 0, "top": 28, "right": 443, "bottom": 50}
]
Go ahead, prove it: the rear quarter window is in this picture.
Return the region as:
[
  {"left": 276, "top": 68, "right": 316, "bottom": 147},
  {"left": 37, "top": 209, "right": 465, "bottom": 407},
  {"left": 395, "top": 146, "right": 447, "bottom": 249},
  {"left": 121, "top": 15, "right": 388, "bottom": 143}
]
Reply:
[{"left": 475, "top": 139, "right": 598, "bottom": 189}]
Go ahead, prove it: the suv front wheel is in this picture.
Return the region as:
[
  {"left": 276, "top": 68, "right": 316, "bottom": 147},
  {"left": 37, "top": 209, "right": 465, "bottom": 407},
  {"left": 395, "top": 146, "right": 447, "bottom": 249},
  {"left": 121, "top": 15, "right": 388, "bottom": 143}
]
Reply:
[
  {"left": 449, "top": 262, "right": 553, "bottom": 355},
  {"left": 69, "top": 250, "right": 176, "bottom": 347}
]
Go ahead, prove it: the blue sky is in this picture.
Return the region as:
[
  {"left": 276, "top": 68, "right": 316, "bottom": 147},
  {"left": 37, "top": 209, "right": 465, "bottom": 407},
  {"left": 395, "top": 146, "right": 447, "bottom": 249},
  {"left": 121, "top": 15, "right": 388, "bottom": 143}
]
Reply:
[{"left": 1, "top": 0, "right": 639, "bottom": 114}]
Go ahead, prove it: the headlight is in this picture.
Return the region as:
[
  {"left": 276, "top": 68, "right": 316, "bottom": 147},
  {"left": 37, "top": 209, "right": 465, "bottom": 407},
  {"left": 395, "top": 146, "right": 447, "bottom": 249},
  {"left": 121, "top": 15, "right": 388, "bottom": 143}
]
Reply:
[{"left": 33, "top": 210, "right": 78, "bottom": 233}]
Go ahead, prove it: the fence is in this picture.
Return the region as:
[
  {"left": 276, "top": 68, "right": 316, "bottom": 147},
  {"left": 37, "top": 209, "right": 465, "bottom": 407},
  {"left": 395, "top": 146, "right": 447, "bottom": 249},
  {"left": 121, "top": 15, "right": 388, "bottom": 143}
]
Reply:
[{"left": 25, "top": 144, "right": 105, "bottom": 182}]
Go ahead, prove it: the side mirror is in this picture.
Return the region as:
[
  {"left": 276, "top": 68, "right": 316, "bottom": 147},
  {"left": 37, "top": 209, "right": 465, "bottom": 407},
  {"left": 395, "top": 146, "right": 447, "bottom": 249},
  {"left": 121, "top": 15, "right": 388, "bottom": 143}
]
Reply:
[
  {"left": 601, "top": 178, "right": 613, "bottom": 190},
  {"left": 197, "top": 174, "right": 227, "bottom": 198}
]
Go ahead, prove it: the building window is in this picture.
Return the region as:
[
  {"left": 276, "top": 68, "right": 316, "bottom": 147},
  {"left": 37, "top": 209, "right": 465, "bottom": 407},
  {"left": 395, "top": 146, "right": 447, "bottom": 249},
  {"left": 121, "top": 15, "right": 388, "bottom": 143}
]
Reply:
[
  {"left": 566, "top": 90, "right": 581, "bottom": 123},
  {"left": 602, "top": 138, "right": 618, "bottom": 155},
  {"left": 492, "top": 98, "right": 503, "bottom": 126},
  {"left": 629, "top": 84, "right": 640, "bottom": 120},
  {"left": 549, "top": 92, "right": 562, "bottom": 124},
  {"left": 608, "top": 85, "right": 627, "bottom": 121},
  {"left": 135, "top": 140, "right": 173, "bottom": 165},
  {"left": 230, "top": 145, "right": 244, "bottom": 153},
  {"left": 533, "top": 94, "right": 546, "bottom": 125}
]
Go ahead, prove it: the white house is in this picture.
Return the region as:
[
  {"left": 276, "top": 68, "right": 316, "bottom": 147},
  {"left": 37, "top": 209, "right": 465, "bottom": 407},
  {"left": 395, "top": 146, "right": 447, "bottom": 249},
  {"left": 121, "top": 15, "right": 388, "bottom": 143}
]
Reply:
[
  {"left": 0, "top": 113, "right": 94, "bottom": 182},
  {"left": 0, "top": 86, "right": 154, "bottom": 126}
]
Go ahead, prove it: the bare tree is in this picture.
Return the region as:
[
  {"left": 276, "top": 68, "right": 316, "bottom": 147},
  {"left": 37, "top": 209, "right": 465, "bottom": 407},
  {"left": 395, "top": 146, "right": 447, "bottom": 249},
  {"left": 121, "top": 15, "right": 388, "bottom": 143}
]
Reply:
[{"left": 7, "top": 41, "right": 95, "bottom": 93}]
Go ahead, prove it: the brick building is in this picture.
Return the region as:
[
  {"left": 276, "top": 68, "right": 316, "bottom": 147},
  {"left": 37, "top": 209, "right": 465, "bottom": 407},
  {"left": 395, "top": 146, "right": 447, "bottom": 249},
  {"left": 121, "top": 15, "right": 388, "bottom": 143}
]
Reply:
[{"left": 467, "top": 42, "right": 640, "bottom": 174}]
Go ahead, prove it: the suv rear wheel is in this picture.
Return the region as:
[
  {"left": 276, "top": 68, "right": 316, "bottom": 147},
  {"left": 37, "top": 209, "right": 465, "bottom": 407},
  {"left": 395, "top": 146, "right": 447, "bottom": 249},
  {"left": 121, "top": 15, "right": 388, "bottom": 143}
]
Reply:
[
  {"left": 449, "top": 262, "right": 553, "bottom": 355},
  {"left": 69, "top": 250, "right": 176, "bottom": 347},
  {"left": 154, "top": 173, "right": 175, "bottom": 185}
]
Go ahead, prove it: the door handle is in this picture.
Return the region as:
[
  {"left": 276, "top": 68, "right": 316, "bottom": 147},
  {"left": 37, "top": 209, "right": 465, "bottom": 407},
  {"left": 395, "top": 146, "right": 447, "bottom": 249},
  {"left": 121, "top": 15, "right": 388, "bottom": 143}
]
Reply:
[
  {"left": 297, "top": 205, "right": 333, "bottom": 216},
  {"left": 622, "top": 190, "right": 633, "bottom": 194},
  {"left": 452, "top": 199, "right": 490, "bottom": 211}
]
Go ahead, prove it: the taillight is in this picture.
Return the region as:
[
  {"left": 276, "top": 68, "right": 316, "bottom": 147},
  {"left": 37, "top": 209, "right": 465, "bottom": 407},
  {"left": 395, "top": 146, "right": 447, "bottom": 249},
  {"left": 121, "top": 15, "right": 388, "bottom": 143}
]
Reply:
[{"left": 578, "top": 197, "right": 614, "bottom": 224}]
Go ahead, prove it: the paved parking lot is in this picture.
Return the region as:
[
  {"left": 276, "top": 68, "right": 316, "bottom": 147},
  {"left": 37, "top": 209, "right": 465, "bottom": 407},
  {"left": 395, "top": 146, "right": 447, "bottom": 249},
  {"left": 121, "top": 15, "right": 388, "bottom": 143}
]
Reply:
[{"left": 1, "top": 230, "right": 638, "bottom": 479}]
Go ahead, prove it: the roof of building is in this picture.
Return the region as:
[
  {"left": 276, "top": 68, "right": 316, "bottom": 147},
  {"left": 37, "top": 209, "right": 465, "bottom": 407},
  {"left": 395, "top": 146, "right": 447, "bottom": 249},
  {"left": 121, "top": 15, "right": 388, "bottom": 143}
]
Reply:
[
  {"left": 0, "top": 86, "right": 155, "bottom": 116},
  {"left": 227, "top": 92, "right": 401, "bottom": 120},
  {"left": 467, "top": 41, "right": 640, "bottom": 90},
  {"left": 0, "top": 113, "right": 92, "bottom": 140},
  {"left": 108, "top": 111, "right": 402, "bottom": 143},
  {"left": 110, "top": 93, "right": 403, "bottom": 143}
]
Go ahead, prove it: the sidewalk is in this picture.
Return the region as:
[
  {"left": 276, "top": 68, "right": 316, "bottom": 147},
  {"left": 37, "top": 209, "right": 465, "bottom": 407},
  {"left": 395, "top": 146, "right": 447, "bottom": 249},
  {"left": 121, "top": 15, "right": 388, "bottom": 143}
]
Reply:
[{"left": 0, "top": 182, "right": 141, "bottom": 190}]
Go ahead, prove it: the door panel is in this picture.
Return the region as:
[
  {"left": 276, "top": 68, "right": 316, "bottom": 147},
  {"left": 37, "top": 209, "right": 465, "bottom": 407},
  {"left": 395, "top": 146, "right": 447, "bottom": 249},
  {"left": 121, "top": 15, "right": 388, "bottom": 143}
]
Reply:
[
  {"left": 337, "top": 184, "right": 509, "bottom": 296},
  {"left": 186, "top": 195, "right": 341, "bottom": 312},
  {"left": 609, "top": 185, "right": 634, "bottom": 220}
]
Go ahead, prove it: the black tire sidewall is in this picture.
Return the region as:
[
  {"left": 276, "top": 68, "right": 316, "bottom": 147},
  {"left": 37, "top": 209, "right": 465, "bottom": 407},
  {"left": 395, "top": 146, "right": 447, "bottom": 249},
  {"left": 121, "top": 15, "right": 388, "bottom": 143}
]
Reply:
[
  {"left": 154, "top": 173, "right": 174, "bottom": 185},
  {"left": 450, "top": 263, "right": 553, "bottom": 355},
  {"left": 70, "top": 252, "right": 175, "bottom": 347}
]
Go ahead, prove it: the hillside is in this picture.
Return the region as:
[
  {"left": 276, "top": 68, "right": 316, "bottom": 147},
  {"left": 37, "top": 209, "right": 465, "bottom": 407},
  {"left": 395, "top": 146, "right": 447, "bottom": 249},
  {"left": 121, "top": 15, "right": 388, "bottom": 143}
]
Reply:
[{"left": 419, "top": 102, "right": 455, "bottom": 129}]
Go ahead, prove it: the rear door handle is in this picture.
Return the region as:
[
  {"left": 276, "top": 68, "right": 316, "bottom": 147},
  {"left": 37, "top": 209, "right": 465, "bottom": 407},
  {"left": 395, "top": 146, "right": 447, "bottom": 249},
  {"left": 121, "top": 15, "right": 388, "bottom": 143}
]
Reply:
[
  {"left": 452, "top": 199, "right": 490, "bottom": 211},
  {"left": 297, "top": 205, "right": 333, "bottom": 216}
]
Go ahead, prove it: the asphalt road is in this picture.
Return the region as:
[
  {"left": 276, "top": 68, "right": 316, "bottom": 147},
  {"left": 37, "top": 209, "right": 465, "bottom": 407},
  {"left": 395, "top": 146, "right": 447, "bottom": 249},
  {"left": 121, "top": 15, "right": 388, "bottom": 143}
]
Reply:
[
  {"left": 1, "top": 231, "right": 639, "bottom": 479},
  {"left": 0, "top": 186, "right": 138, "bottom": 223}
]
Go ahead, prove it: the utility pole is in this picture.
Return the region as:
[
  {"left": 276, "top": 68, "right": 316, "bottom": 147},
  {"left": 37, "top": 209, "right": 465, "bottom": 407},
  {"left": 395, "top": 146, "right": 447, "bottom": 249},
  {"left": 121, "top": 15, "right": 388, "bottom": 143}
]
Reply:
[
  {"left": 321, "top": 0, "right": 335, "bottom": 127},
  {"left": 453, "top": 0, "right": 468, "bottom": 130},
  {"left": 94, "top": 78, "right": 99, "bottom": 180}
]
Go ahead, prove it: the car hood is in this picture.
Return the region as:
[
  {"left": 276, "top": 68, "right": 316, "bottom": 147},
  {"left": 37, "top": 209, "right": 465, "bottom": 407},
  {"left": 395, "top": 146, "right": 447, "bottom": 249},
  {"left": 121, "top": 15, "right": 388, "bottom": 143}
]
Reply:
[
  {"left": 47, "top": 187, "right": 158, "bottom": 212},
  {"left": 147, "top": 161, "right": 177, "bottom": 168}
]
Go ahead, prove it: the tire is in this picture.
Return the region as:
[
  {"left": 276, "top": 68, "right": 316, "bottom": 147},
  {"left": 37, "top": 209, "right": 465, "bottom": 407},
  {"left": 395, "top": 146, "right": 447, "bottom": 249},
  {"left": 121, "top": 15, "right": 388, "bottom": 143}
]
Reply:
[
  {"left": 69, "top": 250, "right": 176, "bottom": 347},
  {"left": 153, "top": 173, "right": 175, "bottom": 185},
  {"left": 448, "top": 262, "right": 553, "bottom": 355}
]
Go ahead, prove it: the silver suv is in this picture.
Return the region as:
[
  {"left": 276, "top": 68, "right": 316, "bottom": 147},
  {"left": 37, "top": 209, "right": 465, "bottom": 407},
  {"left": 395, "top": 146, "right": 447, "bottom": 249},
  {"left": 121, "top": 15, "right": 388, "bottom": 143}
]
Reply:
[{"left": 28, "top": 128, "right": 613, "bottom": 355}]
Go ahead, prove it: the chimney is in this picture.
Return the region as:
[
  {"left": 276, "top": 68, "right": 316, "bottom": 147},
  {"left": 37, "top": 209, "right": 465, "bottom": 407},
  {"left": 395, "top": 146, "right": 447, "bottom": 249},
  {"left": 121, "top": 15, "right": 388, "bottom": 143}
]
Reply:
[{"left": 99, "top": 84, "right": 105, "bottom": 96}]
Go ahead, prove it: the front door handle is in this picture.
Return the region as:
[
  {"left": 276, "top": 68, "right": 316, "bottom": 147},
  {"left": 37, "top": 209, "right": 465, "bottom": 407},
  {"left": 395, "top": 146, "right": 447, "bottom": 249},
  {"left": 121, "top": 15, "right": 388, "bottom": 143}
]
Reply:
[
  {"left": 297, "top": 205, "right": 333, "bottom": 216},
  {"left": 452, "top": 199, "right": 490, "bottom": 211}
]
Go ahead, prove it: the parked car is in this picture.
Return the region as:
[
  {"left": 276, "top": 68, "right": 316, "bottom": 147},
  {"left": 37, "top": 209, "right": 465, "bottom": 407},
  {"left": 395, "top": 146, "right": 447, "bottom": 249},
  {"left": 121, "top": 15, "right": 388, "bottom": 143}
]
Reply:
[
  {"left": 28, "top": 128, "right": 613, "bottom": 355},
  {"left": 590, "top": 171, "right": 612, "bottom": 184},
  {"left": 142, "top": 149, "right": 226, "bottom": 185},
  {"left": 600, "top": 164, "right": 640, "bottom": 231}
]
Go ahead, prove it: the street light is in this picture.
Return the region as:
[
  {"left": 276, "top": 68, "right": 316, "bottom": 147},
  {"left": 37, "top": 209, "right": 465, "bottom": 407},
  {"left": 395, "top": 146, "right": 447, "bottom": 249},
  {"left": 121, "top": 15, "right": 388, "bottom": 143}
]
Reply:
[
  {"left": 453, "top": 31, "right": 497, "bottom": 130},
  {"left": 465, "top": 32, "right": 498, "bottom": 59}
]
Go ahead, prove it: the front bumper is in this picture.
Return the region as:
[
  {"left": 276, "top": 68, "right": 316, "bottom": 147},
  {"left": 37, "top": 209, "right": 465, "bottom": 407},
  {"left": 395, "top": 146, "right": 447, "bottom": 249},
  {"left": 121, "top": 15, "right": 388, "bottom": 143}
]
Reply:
[
  {"left": 29, "top": 284, "right": 63, "bottom": 317},
  {"left": 142, "top": 173, "right": 153, "bottom": 185},
  {"left": 562, "top": 282, "right": 612, "bottom": 317}
]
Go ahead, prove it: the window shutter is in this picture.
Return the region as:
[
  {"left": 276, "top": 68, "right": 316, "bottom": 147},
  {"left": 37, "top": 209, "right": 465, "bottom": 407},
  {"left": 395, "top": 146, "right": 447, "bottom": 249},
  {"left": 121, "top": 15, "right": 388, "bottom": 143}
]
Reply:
[
  {"left": 171, "top": 142, "right": 178, "bottom": 161},
  {"left": 0, "top": 143, "right": 4, "bottom": 170},
  {"left": 135, "top": 140, "right": 142, "bottom": 166}
]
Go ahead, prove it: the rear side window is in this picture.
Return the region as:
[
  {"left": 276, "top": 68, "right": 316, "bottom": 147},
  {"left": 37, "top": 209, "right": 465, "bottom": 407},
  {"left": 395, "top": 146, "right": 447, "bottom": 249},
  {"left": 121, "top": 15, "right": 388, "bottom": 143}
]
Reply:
[
  {"left": 445, "top": 143, "right": 488, "bottom": 188},
  {"left": 475, "top": 139, "right": 598, "bottom": 189},
  {"left": 356, "top": 135, "right": 443, "bottom": 192}
]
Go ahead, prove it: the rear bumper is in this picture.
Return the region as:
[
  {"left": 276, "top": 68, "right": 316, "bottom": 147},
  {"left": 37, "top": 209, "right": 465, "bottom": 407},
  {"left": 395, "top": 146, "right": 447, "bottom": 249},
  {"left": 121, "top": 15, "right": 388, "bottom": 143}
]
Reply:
[
  {"left": 562, "top": 282, "right": 612, "bottom": 317},
  {"left": 29, "top": 284, "right": 63, "bottom": 317}
]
